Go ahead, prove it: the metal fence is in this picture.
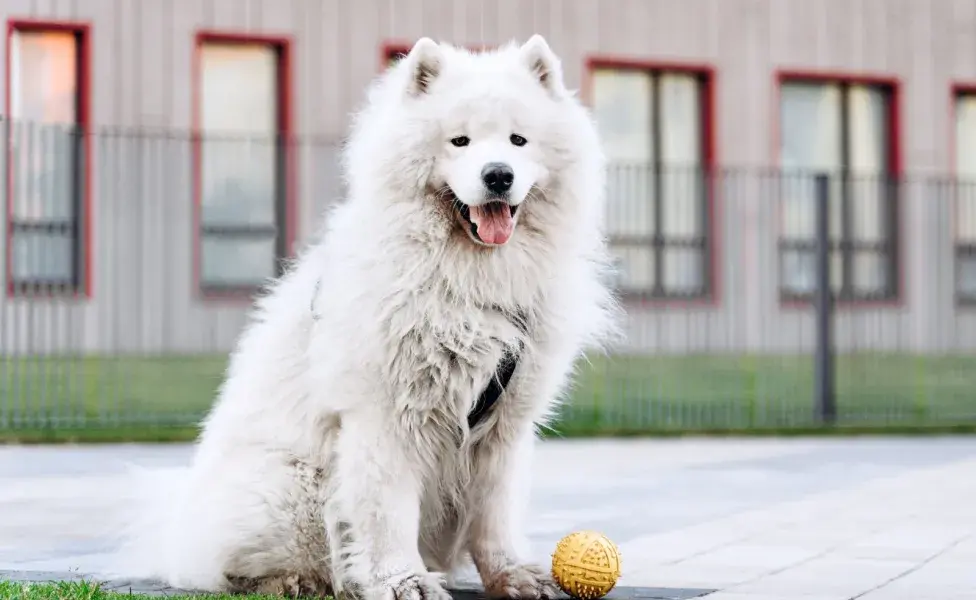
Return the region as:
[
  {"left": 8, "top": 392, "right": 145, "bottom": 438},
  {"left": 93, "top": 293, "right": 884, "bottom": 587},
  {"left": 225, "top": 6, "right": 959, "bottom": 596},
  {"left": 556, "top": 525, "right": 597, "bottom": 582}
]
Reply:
[{"left": 2, "top": 121, "right": 976, "bottom": 435}]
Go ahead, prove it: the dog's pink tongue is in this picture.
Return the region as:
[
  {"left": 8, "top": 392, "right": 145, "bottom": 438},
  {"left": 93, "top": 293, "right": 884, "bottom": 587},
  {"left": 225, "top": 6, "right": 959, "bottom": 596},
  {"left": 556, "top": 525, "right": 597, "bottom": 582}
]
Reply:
[{"left": 469, "top": 204, "right": 514, "bottom": 245}]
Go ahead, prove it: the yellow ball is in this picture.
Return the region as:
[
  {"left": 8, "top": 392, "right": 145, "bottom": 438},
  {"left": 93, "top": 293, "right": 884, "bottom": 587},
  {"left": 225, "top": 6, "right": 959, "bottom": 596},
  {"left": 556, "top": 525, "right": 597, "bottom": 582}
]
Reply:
[{"left": 550, "top": 531, "right": 622, "bottom": 600}]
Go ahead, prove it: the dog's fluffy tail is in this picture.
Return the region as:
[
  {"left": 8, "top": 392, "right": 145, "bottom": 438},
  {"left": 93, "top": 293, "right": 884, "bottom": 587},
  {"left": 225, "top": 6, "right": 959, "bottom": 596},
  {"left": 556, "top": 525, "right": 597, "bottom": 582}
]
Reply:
[{"left": 105, "top": 463, "right": 196, "bottom": 585}]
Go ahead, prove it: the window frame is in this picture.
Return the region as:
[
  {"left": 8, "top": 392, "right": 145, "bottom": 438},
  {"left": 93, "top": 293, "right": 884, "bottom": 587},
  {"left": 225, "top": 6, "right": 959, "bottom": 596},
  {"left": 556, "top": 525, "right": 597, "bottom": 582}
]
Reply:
[
  {"left": 192, "top": 31, "right": 296, "bottom": 300},
  {"left": 775, "top": 71, "right": 902, "bottom": 306},
  {"left": 382, "top": 43, "right": 411, "bottom": 67},
  {"left": 951, "top": 84, "right": 976, "bottom": 307},
  {"left": 585, "top": 57, "right": 717, "bottom": 304},
  {"left": 4, "top": 18, "right": 93, "bottom": 299},
  {"left": 380, "top": 41, "right": 495, "bottom": 70}
]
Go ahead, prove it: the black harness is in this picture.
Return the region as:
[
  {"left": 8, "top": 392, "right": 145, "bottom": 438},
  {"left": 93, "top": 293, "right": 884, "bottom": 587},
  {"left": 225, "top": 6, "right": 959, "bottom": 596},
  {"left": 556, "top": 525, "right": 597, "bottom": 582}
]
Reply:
[
  {"left": 467, "top": 307, "right": 529, "bottom": 430},
  {"left": 467, "top": 341, "right": 522, "bottom": 430}
]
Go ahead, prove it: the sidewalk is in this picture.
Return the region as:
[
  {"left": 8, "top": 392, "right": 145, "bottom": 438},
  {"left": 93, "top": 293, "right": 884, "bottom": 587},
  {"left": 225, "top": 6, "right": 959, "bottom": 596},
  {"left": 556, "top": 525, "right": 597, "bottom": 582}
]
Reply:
[{"left": 1, "top": 437, "right": 975, "bottom": 599}]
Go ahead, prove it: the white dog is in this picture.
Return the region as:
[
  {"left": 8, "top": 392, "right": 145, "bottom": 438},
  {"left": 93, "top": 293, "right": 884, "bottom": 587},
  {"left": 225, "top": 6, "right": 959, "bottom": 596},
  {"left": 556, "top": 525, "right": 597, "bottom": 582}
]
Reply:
[{"left": 117, "top": 35, "right": 618, "bottom": 600}]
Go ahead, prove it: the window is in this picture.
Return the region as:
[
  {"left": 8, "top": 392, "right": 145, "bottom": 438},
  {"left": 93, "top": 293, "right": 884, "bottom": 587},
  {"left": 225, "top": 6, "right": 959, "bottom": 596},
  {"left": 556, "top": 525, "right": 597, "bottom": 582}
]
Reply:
[
  {"left": 385, "top": 46, "right": 409, "bottom": 66},
  {"left": 778, "top": 78, "right": 899, "bottom": 301},
  {"left": 955, "top": 91, "right": 976, "bottom": 304},
  {"left": 590, "top": 66, "right": 712, "bottom": 299},
  {"left": 6, "top": 24, "right": 89, "bottom": 295},
  {"left": 196, "top": 37, "right": 291, "bottom": 294},
  {"left": 383, "top": 43, "right": 492, "bottom": 70}
]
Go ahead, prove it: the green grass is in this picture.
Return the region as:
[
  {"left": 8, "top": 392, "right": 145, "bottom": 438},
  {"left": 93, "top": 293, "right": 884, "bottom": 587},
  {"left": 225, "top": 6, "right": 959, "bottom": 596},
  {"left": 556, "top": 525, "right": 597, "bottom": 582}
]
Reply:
[
  {"left": 0, "top": 580, "right": 290, "bottom": 600},
  {"left": 559, "top": 352, "right": 976, "bottom": 434},
  {"left": 1, "top": 352, "right": 975, "bottom": 443},
  {"left": 0, "top": 355, "right": 228, "bottom": 425}
]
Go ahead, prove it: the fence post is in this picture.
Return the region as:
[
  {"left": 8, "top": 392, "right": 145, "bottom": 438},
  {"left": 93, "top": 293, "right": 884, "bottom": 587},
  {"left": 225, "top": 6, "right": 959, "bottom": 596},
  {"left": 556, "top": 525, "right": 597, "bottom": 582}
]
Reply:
[{"left": 813, "top": 173, "right": 836, "bottom": 424}]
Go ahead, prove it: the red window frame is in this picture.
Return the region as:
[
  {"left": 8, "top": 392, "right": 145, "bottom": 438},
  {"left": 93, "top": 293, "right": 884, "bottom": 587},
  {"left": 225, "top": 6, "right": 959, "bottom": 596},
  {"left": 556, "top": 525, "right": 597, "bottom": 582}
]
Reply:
[
  {"left": 773, "top": 70, "right": 903, "bottom": 308},
  {"left": 583, "top": 56, "right": 719, "bottom": 307},
  {"left": 4, "top": 18, "right": 93, "bottom": 299},
  {"left": 950, "top": 83, "right": 976, "bottom": 306},
  {"left": 380, "top": 41, "right": 496, "bottom": 70},
  {"left": 191, "top": 30, "right": 297, "bottom": 300}
]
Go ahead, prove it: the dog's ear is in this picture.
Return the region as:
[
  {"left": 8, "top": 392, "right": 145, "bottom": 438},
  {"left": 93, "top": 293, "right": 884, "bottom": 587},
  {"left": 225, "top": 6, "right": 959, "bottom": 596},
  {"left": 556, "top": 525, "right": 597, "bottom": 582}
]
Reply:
[
  {"left": 405, "top": 37, "right": 443, "bottom": 96},
  {"left": 519, "top": 35, "right": 566, "bottom": 98}
]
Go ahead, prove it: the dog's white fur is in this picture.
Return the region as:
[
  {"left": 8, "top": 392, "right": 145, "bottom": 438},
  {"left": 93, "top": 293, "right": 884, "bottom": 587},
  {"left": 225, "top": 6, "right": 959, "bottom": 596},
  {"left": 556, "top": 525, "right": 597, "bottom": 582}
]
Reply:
[{"left": 115, "top": 35, "right": 618, "bottom": 600}]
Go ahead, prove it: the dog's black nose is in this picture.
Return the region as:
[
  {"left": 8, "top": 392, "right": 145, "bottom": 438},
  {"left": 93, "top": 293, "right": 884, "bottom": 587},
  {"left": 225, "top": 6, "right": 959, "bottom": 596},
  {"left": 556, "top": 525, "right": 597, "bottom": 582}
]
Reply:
[{"left": 481, "top": 163, "right": 515, "bottom": 195}]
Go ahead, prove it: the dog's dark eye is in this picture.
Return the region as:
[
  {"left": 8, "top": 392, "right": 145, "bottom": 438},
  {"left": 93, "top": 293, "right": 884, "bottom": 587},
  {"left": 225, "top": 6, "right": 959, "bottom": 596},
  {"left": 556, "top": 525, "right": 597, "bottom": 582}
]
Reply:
[
  {"left": 510, "top": 134, "right": 527, "bottom": 147},
  {"left": 450, "top": 136, "right": 470, "bottom": 147}
]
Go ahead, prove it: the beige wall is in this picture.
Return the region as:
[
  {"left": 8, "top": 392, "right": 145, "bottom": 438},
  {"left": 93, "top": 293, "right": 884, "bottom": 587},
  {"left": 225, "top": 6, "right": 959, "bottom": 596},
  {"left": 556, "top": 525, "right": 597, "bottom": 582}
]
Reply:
[{"left": 2, "top": 0, "right": 976, "bottom": 355}]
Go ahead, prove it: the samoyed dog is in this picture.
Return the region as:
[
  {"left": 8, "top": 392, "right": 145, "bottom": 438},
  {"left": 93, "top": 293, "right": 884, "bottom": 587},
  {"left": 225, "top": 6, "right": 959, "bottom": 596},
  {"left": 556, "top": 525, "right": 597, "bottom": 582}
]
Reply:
[{"left": 117, "top": 35, "right": 617, "bottom": 600}]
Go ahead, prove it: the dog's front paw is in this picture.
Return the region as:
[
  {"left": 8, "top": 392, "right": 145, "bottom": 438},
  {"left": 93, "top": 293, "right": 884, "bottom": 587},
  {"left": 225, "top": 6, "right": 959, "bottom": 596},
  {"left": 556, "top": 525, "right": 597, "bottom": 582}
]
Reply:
[
  {"left": 382, "top": 571, "right": 452, "bottom": 600},
  {"left": 482, "top": 563, "right": 560, "bottom": 600}
]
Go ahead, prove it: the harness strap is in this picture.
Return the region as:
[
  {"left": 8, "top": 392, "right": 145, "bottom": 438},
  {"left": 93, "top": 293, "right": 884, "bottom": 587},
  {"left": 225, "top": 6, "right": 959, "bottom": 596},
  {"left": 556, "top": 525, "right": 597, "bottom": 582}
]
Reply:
[
  {"left": 467, "top": 307, "right": 529, "bottom": 430},
  {"left": 467, "top": 341, "right": 522, "bottom": 430}
]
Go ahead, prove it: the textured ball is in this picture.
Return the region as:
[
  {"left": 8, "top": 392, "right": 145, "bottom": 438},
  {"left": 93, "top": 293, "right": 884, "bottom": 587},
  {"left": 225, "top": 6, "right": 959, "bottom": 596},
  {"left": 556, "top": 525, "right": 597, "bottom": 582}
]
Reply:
[{"left": 550, "top": 530, "right": 622, "bottom": 600}]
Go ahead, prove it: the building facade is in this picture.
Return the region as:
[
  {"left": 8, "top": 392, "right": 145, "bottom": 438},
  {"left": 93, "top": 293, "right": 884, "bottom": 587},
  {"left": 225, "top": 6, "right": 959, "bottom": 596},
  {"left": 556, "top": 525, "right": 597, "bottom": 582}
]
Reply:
[{"left": 2, "top": 0, "right": 976, "bottom": 355}]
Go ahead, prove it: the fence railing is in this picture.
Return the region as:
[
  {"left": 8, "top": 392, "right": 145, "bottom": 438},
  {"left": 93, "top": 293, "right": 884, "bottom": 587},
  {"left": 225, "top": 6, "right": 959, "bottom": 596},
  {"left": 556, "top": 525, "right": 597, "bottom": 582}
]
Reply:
[{"left": 2, "top": 122, "right": 976, "bottom": 435}]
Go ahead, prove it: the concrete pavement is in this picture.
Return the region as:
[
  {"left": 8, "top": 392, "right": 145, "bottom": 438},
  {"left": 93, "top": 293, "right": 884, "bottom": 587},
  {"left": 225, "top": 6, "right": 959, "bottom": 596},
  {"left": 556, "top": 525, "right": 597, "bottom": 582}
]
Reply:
[{"left": 1, "top": 437, "right": 975, "bottom": 599}]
